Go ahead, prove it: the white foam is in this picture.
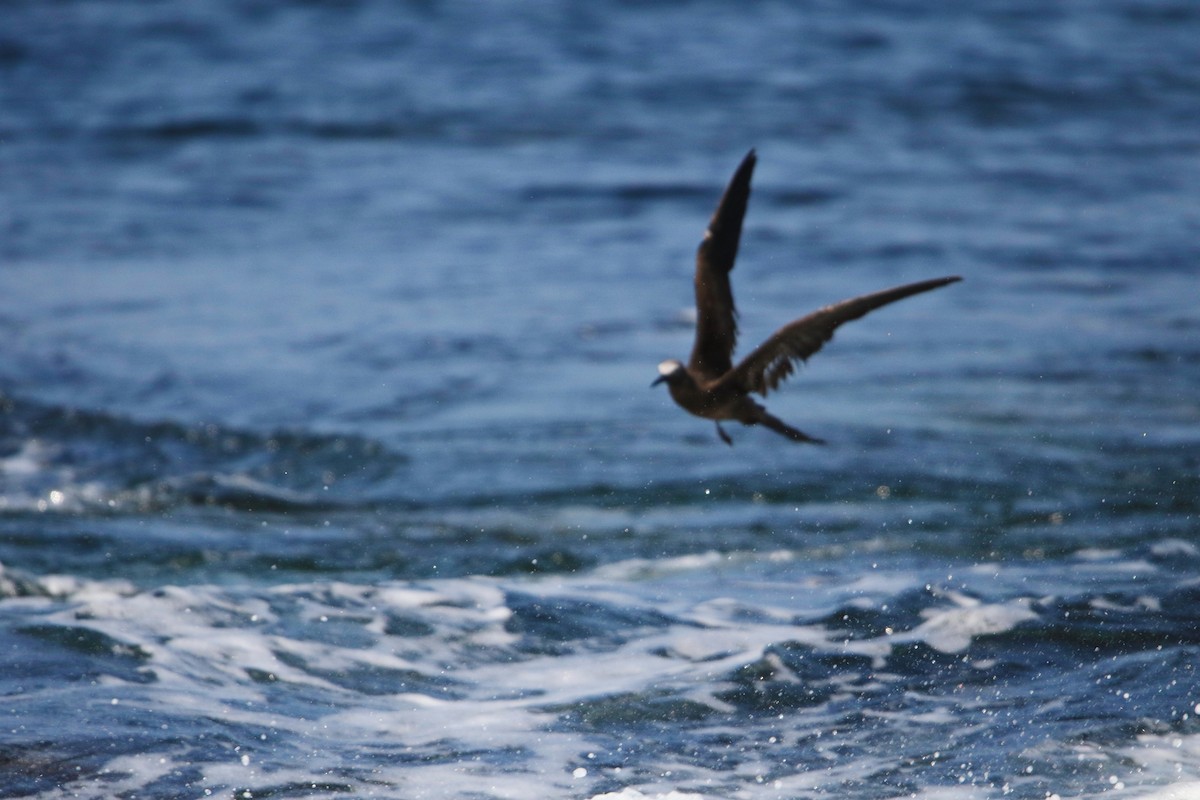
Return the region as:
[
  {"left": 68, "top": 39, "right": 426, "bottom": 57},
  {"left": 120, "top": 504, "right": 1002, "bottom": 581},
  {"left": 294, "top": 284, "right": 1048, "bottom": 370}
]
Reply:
[
  {"left": 1126, "top": 783, "right": 1200, "bottom": 800},
  {"left": 1119, "top": 734, "right": 1200, "bottom": 798},
  {"left": 588, "top": 790, "right": 706, "bottom": 800},
  {"left": 903, "top": 597, "right": 1038, "bottom": 653},
  {"left": 1150, "top": 539, "right": 1200, "bottom": 558},
  {"left": 8, "top": 558, "right": 1194, "bottom": 800},
  {"left": 0, "top": 438, "right": 53, "bottom": 476}
]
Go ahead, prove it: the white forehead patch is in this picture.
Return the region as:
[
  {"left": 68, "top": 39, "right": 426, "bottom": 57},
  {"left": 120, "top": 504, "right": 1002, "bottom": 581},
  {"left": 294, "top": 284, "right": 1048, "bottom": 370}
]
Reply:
[{"left": 657, "top": 360, "right": 682, "bottom": 376}]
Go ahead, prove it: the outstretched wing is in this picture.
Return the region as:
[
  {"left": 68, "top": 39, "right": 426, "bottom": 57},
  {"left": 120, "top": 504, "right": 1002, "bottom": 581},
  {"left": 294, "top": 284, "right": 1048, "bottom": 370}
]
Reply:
[
  {"left": 718, "top": 276, "right": 962, "bottom": 396},
  {"left": 688, "top": 149, "right": 756, "bottom": 380}
]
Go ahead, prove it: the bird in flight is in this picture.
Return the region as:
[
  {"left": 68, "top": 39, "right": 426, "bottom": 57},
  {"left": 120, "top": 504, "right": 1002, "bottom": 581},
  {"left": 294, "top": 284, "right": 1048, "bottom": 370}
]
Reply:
[{"left": 652, "top": 149, "right": 961, "bottom": 445}]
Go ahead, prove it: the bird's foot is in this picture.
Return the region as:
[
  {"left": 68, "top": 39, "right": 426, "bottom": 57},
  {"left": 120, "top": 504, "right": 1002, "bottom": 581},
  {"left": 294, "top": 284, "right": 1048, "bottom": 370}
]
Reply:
[{"left": 715, "top": 422, "right": 734, "bottom": 446}]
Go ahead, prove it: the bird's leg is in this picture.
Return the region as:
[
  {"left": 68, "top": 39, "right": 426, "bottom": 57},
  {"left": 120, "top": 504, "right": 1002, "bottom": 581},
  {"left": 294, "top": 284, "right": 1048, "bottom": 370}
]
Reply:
[{"left": 715, "top": 422, "right": 733, "bottom": 446}]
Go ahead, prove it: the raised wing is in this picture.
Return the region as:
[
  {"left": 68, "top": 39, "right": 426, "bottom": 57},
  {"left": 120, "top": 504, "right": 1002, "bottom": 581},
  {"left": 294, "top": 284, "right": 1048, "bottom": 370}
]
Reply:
[
  {"left": 719, "top": 276, "right": 962, "bottom": 396},
  {"left": 687, "top": 149, "right": 756, "bottom": 380}
]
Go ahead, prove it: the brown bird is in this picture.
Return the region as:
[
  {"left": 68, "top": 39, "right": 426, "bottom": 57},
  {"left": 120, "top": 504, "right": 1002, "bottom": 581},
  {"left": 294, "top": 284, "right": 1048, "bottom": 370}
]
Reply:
[{"left": 652, "top": 149, "right": 961, "bottom": 445}]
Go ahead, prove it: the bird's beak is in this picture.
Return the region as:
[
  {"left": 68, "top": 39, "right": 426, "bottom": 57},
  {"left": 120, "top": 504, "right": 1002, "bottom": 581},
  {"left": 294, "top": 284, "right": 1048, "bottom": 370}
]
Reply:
[{"left": 651, "top": 375, "right": 667, "bottom": 388}]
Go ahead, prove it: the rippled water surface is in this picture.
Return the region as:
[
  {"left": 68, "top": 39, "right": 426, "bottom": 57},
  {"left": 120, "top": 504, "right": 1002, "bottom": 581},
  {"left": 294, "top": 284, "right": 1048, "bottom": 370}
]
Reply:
[{"left": 2, "top": 1, "right": 1199, "bottom": 798}]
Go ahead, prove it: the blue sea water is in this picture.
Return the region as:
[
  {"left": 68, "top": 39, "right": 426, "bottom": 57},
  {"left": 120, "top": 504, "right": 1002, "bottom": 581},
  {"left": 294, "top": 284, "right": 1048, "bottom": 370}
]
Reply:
[{"left": 2, "top": 1, "right": 1199, "bottom": 798}]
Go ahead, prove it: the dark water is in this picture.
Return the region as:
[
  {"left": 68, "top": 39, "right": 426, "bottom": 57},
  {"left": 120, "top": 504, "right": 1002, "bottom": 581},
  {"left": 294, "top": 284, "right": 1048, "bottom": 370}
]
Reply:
[{"left": 2, "top": 1, "right": 1199, "bottom": 798}]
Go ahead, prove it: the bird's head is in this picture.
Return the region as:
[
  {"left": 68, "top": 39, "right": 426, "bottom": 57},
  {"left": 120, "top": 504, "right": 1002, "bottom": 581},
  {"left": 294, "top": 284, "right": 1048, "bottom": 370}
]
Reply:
[{"left": 651, "top": 359, "right": 686, "bottom": 387}]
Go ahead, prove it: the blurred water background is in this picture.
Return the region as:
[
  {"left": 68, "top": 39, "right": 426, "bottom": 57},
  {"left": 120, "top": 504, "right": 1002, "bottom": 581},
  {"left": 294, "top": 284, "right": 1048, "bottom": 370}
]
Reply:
[{"left": 2, "top": 1, "right": 1199, "bottom": 798}]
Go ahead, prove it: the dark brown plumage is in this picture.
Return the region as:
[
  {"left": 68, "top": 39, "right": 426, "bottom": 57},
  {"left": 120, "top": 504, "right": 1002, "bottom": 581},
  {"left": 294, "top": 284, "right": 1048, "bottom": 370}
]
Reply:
[{"left": 653, "top": 149, "right": 961, "bottom": 445}]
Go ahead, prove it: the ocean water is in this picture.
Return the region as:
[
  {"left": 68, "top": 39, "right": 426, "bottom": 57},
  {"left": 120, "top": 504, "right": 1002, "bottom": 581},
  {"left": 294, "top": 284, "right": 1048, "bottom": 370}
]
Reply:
[{"left": 2, "top": 1, "right": 1199, "bottom": 798}]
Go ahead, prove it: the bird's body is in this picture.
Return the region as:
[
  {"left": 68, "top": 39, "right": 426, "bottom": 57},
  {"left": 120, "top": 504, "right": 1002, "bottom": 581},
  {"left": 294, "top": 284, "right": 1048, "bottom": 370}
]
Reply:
[
  {"left": 654, "top": 359, "right": 817, "bottom": 444},
  {"left": 653, "top": 149, "right": 961, "bottom": 445}
]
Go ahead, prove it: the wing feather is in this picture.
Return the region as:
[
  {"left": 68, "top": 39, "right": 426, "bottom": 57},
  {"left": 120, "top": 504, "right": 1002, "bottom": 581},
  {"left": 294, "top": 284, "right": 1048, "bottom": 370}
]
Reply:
[
  {"left": 687, "top": 149, "right": 756, "bottom": 380},
  {"left": 721, "top": 276, "right": 962, "bottom": 396}
]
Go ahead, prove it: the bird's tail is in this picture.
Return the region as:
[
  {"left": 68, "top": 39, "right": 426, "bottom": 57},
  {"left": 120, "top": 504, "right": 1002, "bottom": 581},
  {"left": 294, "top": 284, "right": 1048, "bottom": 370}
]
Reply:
[{"left": 757, "top": 410, "right": 826, "bottom": 445}]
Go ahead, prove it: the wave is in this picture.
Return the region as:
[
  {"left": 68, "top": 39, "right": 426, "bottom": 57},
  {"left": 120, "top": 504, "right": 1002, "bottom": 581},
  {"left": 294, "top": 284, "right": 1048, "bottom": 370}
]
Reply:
[
  {"left": 0, "top": 392, "right": 404, "bottom": 515},
  {"left": 2, "top": 555, "right": 1196, "bottom": 798}
]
